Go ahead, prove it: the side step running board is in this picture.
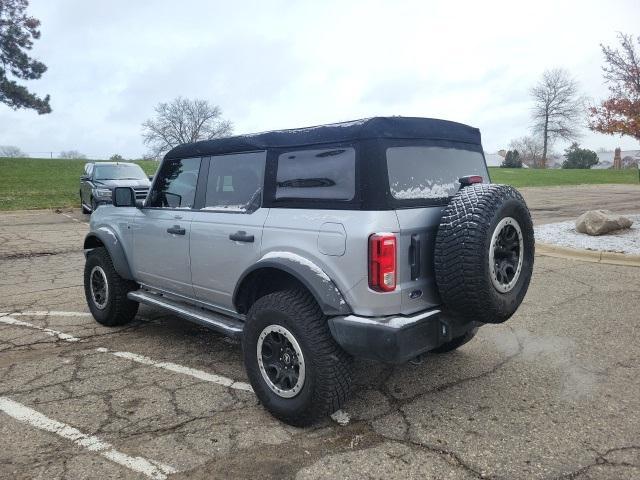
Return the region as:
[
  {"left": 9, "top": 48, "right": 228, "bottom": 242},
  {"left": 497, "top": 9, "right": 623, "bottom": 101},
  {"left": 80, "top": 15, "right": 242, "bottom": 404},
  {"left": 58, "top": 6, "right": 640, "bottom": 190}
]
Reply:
[{"left": 128, "top": 290, "right": 244, "bottom": 338}]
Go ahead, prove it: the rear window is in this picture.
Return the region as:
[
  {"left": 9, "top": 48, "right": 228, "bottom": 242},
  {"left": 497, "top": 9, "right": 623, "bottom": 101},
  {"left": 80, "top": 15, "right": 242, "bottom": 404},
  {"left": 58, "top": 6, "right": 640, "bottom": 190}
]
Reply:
[
  {"left": 276, "top": 147, "right": 355, "bottom": 201},
  {"left": 387, "top": 146, "right": 488, "bottom": 200}
]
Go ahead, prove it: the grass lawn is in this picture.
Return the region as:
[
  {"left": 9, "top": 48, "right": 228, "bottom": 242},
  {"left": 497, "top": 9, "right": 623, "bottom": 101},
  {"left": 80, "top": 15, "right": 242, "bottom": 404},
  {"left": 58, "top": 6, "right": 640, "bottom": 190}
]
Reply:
[
  {"left": 0, "top": 158, "right": 159, "bottom": 211},
  {"left": 489, "top": 167, "right": 639, "bottom": 188},
  {"left": 0, "top": 158, "right": 638, "bottom": 211}
]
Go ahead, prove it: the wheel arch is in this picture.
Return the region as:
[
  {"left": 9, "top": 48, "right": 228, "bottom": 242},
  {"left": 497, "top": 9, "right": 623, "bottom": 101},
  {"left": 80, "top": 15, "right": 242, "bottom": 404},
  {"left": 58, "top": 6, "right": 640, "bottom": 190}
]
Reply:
[
  {"left": 233, "top": 255, "right": 351, "bottom": 316},
  {"left": 83, "top": 227, "right": 134, "bottom": 280}
]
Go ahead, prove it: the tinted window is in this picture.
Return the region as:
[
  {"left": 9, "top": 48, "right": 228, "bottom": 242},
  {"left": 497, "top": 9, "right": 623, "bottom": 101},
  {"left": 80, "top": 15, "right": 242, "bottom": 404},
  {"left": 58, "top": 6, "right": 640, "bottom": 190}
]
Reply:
[
  {"left": 94, "top": 164, "right": 148, "bottom": 180},
  {"left": 276, "top": 148, "right": 355, "bottom": 201},
  {"left": 203, "top": 152, "right": 266, "bottom": 213},
  {"left": 147, "top": 157, "right": 201, "bottom": 208},
  {"left": 387, "top": 146, "right": 488, "bottom": 200}
]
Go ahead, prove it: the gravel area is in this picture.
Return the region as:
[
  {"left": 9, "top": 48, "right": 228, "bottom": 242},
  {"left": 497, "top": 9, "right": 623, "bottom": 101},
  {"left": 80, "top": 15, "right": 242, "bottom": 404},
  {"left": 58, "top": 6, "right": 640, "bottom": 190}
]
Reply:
[{"left": 535, "top": 214, "right": 640, "bottom": 255}]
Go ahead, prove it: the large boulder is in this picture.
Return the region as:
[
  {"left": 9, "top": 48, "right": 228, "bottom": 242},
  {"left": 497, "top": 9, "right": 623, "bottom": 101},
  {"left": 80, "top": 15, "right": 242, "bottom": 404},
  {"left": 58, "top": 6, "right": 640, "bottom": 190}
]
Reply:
[{"left": 575, "top": 210, "right": 633, "bottom": 236}]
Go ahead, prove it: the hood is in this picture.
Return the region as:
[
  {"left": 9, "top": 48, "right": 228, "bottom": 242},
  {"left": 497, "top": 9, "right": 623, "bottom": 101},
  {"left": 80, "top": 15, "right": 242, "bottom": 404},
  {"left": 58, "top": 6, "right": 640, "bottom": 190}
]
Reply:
[{"left": 93, "top": 179, "right": 150, "bottom": 189}]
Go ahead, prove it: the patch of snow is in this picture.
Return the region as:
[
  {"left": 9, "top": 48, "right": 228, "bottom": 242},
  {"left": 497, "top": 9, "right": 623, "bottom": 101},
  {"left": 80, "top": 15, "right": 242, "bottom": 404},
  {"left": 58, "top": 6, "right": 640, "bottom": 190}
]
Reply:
[
  {"left": 330, "top": 409, "right": 350, "bottom": 426},
  {"left": 200, "top": 204, "right": 247, "bottom": 212},
  {"left": 261, "top": 251, "right": 331, "bottom": 282},
  {"left": 233, "top": 118, "right": 370, "bottom": 140},
  {"left": 535, "top": 215, "right": 640, "bottom": 255},
  {"left": 391, "top": 181, "right": 457, "bottom": 199}
]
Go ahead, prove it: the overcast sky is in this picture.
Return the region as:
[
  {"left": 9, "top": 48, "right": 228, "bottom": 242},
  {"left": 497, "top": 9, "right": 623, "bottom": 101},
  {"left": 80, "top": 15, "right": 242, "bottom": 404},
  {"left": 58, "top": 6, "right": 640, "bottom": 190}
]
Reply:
[{"left": 1, "top": 0, "right": 639, "bottom": 159}]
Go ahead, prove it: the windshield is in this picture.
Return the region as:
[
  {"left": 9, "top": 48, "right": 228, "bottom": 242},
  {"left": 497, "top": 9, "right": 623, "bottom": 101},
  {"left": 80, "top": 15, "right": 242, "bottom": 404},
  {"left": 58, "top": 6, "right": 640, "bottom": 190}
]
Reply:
[
  {"left": 387, "top": 146, "right": 489, "bottom": 200},
  {"left": 94, "top": 164, "right": 147, "bottom": 181}
]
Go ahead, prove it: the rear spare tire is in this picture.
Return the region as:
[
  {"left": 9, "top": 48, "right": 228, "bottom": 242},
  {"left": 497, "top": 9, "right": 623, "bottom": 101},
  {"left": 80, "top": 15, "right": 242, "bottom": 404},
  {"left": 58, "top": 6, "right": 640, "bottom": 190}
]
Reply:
[{"left": 434, "top": 184, "right": 534, "bottom": 324}]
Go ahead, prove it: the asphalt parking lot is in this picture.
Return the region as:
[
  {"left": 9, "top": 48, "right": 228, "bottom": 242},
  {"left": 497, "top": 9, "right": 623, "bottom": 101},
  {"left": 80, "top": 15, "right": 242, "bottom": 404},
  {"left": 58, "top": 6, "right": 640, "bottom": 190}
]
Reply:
[{"left": 1, "top": 193, "right": 639, "bottom": 479}]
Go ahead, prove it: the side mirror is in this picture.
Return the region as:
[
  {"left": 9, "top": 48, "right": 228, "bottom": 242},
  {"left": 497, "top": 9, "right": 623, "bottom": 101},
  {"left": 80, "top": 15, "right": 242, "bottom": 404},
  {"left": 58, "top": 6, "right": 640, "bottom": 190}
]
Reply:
[
  {"left": 80, "top": 175, "right": 89, "bottom": 181},
  {"left": 148, "top": 175, "right": 154, "bottom": 181},
  {"left": 113, "top": 187, "right": 136, "bottom": 207}
]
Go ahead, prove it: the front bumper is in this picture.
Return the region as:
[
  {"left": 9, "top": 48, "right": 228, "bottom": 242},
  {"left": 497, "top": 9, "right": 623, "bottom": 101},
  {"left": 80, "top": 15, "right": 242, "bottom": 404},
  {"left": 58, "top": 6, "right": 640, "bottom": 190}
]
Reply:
[{"left": 328, "top": 308, "right": 480, "bottom": 364}]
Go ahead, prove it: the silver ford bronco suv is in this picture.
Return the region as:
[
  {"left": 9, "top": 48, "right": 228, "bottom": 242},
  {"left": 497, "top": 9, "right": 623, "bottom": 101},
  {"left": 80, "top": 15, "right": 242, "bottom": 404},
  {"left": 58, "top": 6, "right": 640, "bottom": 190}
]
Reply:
[{"left": 83, "top": 117, "right": 534, "bottom": 426}]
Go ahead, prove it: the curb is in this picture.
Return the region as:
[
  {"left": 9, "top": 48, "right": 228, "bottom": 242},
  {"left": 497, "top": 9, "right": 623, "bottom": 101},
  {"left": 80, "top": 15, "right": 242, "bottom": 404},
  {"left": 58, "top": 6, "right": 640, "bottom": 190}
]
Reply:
[{"left": 535, "top": 242, "right": 640, "bottom": 267}]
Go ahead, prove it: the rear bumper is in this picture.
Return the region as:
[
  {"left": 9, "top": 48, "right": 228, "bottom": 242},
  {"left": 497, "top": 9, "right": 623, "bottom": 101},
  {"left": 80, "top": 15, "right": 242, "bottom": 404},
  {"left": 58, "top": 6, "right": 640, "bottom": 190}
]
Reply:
[{"left": 328, "top": 308, "right": 480, "bottom": 364}]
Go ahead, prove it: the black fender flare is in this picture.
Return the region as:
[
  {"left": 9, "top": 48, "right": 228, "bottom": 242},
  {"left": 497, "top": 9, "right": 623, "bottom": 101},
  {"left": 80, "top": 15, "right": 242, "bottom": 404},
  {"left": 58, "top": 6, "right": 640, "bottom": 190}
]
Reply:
[
  {"left": 233, "top": 252, "right": 351, "bottom": 316},
  {"left": 83, "top": 227, "right": 134, "bottom": 280}
]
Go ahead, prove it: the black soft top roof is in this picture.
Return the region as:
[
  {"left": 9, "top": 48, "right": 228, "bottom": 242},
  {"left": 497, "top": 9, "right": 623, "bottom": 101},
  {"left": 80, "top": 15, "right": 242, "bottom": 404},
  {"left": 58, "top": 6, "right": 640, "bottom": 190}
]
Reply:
[{"left": 164, "top": 116, "right": 481, "bottom": 160}]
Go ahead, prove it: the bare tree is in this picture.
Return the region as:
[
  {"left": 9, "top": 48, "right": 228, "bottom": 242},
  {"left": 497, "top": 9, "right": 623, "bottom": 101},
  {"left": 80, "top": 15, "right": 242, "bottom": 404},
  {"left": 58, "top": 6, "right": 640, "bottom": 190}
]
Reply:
[
  {"left": 0, "top": 145, "right": 26, "bottom": 157},
  {"left": 530, "top": 69, "right": 583, "bottom": 168},
  {"left": 59, "top": 150, "right": 86, "bottom": 159},
  {"left": 142, "top": 97, "right": 233, "bottom": 158},
  {"left": 509, "top": 135, "right": 544, "bottom": 168}
]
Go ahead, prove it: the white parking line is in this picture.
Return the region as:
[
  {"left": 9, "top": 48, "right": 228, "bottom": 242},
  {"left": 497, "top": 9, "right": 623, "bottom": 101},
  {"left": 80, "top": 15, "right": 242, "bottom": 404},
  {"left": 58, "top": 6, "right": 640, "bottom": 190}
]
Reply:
[
  {"left": 0, "top": 311, "right": 93, "bottom": 318},
  {"left": 0, "top": 314, "right": 253, "bottom": 392},
  {"left": 60, "top": 212, "right": 89, "bottom": 225},
  {"left": 0, "top": 316, "right": 81, "bottom": 342},
  {"left": 100, "top": 348, "right": 253, "bottom": 392},
  {"left": 0, "top": 397, "right": 177, "bottom": 479}
]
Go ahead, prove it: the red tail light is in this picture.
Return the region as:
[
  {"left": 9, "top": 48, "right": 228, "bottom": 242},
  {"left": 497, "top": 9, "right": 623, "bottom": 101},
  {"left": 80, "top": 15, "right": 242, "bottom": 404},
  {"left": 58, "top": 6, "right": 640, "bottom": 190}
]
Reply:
[
  {"left": 369, "top": 233, "right": 397, "bottom": 292},
  {"left": 459, "top": 175, "right": 484, "bottom": 187}
]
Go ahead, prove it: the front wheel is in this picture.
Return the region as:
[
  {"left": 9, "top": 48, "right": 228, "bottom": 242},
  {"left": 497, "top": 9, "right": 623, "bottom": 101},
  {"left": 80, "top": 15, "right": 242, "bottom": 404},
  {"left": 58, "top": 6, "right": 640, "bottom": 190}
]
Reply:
[
  {"left": 84, "top": 247, "right": 139, "bottom": 326},
  {"left": 242, "top": 289, "right": 353, "bottom": 426}
]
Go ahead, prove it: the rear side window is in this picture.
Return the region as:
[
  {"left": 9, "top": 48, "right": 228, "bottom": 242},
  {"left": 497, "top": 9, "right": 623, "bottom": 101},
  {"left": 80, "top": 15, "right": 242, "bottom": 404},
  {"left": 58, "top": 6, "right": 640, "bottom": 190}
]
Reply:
[
  {"left": 276, "top": 148, "right": 355, "bottom": 201},
  {"left": 203, "top": 151, "right": 266, "bottom": 213},
  {"left": 387, "top": 146, "right": 488, "bottom": 200},
  {"left": 147, "top": 157, "right": 201, "bottom": 208}
]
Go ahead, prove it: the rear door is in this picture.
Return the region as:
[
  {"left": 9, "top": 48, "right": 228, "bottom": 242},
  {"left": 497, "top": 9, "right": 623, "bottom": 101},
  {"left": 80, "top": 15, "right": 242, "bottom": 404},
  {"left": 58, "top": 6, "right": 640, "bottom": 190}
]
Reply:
[
  {"left": 190, "top": 151, "right": 268, "bottom": 311},
  {"left": 386, "top": 145, "right": 489, "bottom": 314},
  {"left": 132, "top": 157, "right": 202, "bottom": 297}
]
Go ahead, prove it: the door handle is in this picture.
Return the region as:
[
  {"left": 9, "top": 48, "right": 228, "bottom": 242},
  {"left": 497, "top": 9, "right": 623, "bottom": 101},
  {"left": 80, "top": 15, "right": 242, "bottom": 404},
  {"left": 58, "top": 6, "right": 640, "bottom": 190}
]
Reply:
[
  {"left": 229, "top": 231, "right": 254, "bottom": 243},
  {"left": 167, "top": 225, "right": 186, "bottom": 235}
]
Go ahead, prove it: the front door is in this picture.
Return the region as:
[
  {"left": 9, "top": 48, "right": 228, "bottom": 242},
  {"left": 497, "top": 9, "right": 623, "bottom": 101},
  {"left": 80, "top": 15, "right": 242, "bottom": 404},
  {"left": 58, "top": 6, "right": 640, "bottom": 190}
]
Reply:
[
  {"left": 190, "top": 151, "right": 268, "bottom": 311},
  {"left": 132, "top": 157, "right": 202, "bottom": 297}
]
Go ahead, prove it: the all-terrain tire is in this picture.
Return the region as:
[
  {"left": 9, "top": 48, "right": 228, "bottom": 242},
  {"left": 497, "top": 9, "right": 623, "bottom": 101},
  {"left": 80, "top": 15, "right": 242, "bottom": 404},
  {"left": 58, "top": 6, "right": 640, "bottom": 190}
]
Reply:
[
  {"left": 434, "top": 184, "right": 534, "bottom": 324},
  {"left": 242, "top": 289, "right": 353, "bottom": 427},
  {"left": 430, "top": 328, "right": 478, "bottom": 353},
  {"left": 84, "top": 247, "right": 139, "bottom": 326}
]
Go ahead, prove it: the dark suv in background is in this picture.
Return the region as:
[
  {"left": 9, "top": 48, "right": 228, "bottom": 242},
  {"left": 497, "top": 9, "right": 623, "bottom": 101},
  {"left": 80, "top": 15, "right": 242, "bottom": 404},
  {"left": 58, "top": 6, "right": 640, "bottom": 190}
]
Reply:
[{"left": 80, "top": 162, "right": 151, "bottom": 213}]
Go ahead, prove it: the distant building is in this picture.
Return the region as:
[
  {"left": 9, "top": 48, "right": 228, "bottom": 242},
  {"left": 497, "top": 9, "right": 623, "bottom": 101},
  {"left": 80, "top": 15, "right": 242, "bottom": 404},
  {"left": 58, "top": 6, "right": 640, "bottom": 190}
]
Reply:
[
  {"left": 484, "top": 152, "right": 505, "bottom": 167},
  {"left": 594, "top": 149, "right": 640, "bottom": 169}
]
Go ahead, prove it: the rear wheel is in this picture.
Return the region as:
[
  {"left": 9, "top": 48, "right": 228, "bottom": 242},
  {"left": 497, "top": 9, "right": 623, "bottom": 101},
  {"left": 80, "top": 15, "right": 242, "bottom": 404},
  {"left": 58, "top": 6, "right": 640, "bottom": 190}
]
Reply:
[
  {"left": 84, "top": 247, "right": 139, "bottom": 326},
  {"left": 242, "top": 289, "right": 352, "bottom": 426}
]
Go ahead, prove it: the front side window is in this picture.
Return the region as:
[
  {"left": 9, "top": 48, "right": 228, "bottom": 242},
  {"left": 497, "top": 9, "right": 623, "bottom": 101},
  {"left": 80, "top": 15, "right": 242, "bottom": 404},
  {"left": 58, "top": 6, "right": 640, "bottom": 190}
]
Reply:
[
  {"left": 203, "top": 151, "right": 266, "bottom": 213},
  {"left": 147, "top": 157, "right": 201, "bottom": 208},
  {"left": 387, "top": 146, "right": 488, "bottom": 200},
  {"left": 276, "top": 147, "right": 355, "bottom": 201},
  {"left": 94, "top": 163, "right": 148, "bottom": 181}
]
